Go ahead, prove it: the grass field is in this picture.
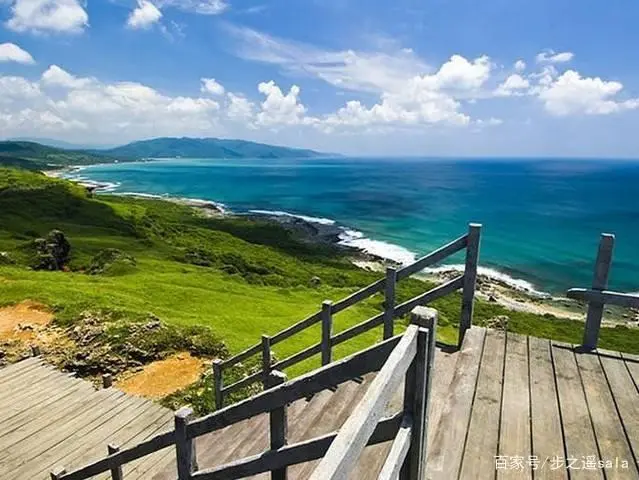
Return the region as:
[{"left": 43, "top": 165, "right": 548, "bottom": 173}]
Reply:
[{"left": 1, "top": 167, "right": 638, "bottom": 390}]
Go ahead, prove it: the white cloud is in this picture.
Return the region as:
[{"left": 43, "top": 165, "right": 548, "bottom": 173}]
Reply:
[
  {"left": 5, "top": 0, "right": 88, "bottom": 34},
  {"left": 226, "top": 92, "right": 255, "bottom": 121},
  {"left": 538, "top": 70, "right": 639, "bottom": 116},
  {"left": 514, "top": 60, "right": 526, "bottom": 72},
  {"left": 536, "top": 50, "right": 574, "bottom": 64},
  {"left": 0, "top": 43, "right": 35, "bottom": 64},
  {"left": 476, "top": 117, "right": 503, "bottom": 127},
  {"left": 225, "top": 25, "right": 428, "bottom": 94},
  {"left": 423, "top": 55, "right": 492, "bottom": 92},
  {"left": 41, "top": 65, "right": 93, "bottom": 88},
  {"left": 494, "top": 74, "right": 530, "bottom": 97},
  {"left": 127, "top": 0, "right": 162, "bottom": 30},
  {"left": 256, "top": 81, "right": 312, "bottom": 126},
  {"left": 0, "top": 75, "right": 41, "bottom": 103},
  {"left": 157, "top": 0, "right": 228, "bottom": 15},
  {"left": 201, "top": 78, "right": 225, "bottom": 95}
]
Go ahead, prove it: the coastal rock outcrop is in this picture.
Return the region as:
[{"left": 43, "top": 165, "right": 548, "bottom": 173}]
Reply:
[{"left": 32, "top": 229, "right": 71, "bottom": 271}]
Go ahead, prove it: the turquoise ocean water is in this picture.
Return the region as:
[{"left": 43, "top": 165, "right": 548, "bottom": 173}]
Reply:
[{"left": 68, "top": 158, "right": 639, "bottom": 294}]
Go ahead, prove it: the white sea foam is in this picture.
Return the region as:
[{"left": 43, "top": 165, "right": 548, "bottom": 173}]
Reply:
[
  {"left": 338, "top": 229, "right": 418, "bottom": 265},
  {"left": 248, "top": 209, "right": 336, "bottom": 225}
]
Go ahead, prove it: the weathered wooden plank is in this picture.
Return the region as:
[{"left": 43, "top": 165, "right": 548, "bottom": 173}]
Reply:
[
  {"left": 459, "top": 223, "right": 481, "bottom": 340},
  {"left": 1, "top": 389, "right": 127, "bottom": 470},
  {"left": 425, "top": 349, "right": 458, "bottom": 446},
  {"left": 459, "top": 329, "right": 506, "bottom": 479},
  {"left": 0, "top": 380, "right": 92, "bottom": 433},
  {"left": 0, "top": 357, "right": 42, "bottom": 380},
  {"left": 332, "top": 278, "right": 385, "bottom": 314},
  {"left": 377, "top": 416, "right": 412, "bottom": 480},
  {"left": 551, "top": 343, "right": 603, "bottom": 480},
  {"left": 566, "top": 289, "right": 639, "bottom": 309},
  {"left": 396, "top": 234, "right": 468, "bottom": 281},
  {"left": 188, "top": 334, "right": 402, "bottom": 438},
  {"left": 497, "top": 333, "right": 532, "bottom": 480},
  {"left": 307, "top": 326, "right": 419, "bottom": 480},
  {"left": 528, "top": 336, "right": 567, "bottom": 480},
  {"left": 190, "top": 414, "right": 402, "bottom": 480},
  {"left": 394, "top": 276, "right": 463, "bottom": 318},
  {"left": 0, "top": 388, "right": 123, "bottom": 456},
  {"left": 622, "top": 353, "right": 639, "bottom": 391},
  {"left": 576, "top": 351, "right": 638, "bottom": 479},
  {"left": 0, "top": 363, "right": 58, "bottom": 402},
  {"left": 11, "top": 394, "right": 141, "bottom": 478},
  {"left": 426, "top": 326, "right": 485, "bottom": 479},
  {"left": 599, "top": 350, "right": 639, "bottom": 473}
]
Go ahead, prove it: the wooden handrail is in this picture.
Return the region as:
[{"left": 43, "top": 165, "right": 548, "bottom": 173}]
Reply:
[
  {"left": 214, "top": 224, "right": 482, "bottom": 409},
  {"left": 308, "top": 325, "right": 420, "bottom": 479}
]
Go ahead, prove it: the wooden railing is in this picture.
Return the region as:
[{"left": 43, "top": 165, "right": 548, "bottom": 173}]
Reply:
[
  {"left": 51, "top": 308, "right": 438, "bottom": 480},
  {"left": 213, "top": 223, "right": 482, "bottom": 409},
  {"left": 566, "top": 233, "right": 639, "bottom": 350}
]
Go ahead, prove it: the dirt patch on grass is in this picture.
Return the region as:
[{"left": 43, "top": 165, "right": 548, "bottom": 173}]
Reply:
[
  {"left": 116, "top": 352, "right": 206, "bottom": 399},
  {"left": 0, "top": 300, "right": 53, "bottom": 340}
]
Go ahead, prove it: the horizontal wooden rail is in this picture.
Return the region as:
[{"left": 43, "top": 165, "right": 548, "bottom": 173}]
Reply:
[
  {"left": 308, "top": 325, "right": 420, "bottom": 479},
  {"left": 332, "top": 278, "right": 386, "bottom": 314},
  {"left": 330, "top": 312, "right": 385, "bottom": 348},
  {"left": 396, "top": 234, "right": 467, "bottom": 281},
  {"left": 189, "top": 334, "right": 402, "bottom": 439},
  {"left": 272, "top": 342, "right": 322, "bottom": 371},
  {"left": 55, "top": 430, "right": 175, "bottom": 480},
  {"left": 190, "top": 413, "right": 402, "bottom": 480},
  {"left": 567, "top": 288, "right": 639, "bottom": 309},
  {"left": 378, "top": 415, "right": 413, "bottom": 480},
  {"left": 219, "top": 343, "right": 261, "bottom": 368},
  {"left": 271, "top": 311, "right": 322, "bottom": 344},
  {"left": 394, "top": 275, "right": 464, "bottom": 317},
  {"left": 221, "top": 370, "right": 264, "bottom": 396}
]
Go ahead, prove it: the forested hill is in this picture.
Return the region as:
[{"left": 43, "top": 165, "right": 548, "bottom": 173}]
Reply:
[{"left": 97, "top": 137, "right": 326, "bottom": 159}]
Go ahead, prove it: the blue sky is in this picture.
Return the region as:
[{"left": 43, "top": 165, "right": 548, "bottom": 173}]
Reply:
[{"left": 1, "top": 0, "right": 639, "bottom": 157}]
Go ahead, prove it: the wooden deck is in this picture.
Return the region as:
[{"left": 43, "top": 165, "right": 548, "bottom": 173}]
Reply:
[
  {"left": 1, "top": 327, "right": 638, "bottom": 479},
  {"left": 0, "top": 357, "right": 173, "bottom": 480}
]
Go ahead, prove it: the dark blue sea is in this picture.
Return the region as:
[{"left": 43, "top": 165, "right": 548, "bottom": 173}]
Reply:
[{"left": 68, "top": 158, "right": 639, "bottom": 294}]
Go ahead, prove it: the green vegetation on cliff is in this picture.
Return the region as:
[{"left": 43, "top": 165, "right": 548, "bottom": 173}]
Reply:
[{"left": 0, "top": 141, "right": 117, "bottom": 168}]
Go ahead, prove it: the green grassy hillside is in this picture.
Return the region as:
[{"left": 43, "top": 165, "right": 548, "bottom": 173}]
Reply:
[
  {"left": 0, "top": 141, "right": 117, "bottom": 167},
  {"left": 0, "top": 167, "right": 637, "bottom": 386}
]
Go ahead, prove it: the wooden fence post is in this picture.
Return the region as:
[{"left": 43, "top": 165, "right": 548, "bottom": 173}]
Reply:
[
  {"left": 459, "top": 223, "right": 481, "bottom": 347},
  {"left": 401, "top": 307, "right": 437, "bottom": 480},
  {"left": 212, "top": 360, "right": 223, "bottom": 410},
  {"left": 31, "top": 344, "right": 41, "bottom": 356},
  {"left": 383, "top": 267, "right": 397, "bottom": 340},
  {"left": 175, "top": 407, "right": 197, "bottom": 480},
  {"left": 102, "top": 374, "right": 113, "bottom": 389},
  {"left": 107, "top": 444, "right": 123, "bottom": 480},
  {"left": 262, "top": 335, "right": 272, "bottom": 388},
  {"left": 321, "top": 301, "right": 333, "bottom": 365},
  {"left": 267, "top": 370, "right": 288, "bottom": 480},
  {"left": 50, "top": 467, "right": 66, "bottom": 480},
  {"left": 583, "top": 233, "right": 614, "bottom": 350}
]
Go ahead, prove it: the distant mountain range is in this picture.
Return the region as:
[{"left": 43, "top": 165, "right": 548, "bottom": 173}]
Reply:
[
  {"left": 97, "top": 137, "right": 325, "bottom": 160},
  {"left": 0, "top": 137, "right": 329, "bottom": 170}
]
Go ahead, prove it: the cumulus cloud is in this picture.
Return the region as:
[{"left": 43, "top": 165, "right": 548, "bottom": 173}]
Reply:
[
  {"left": 201, "top": 78, "right": 225, "bottom": 96},
  {"left": 127, "top": 0, "right": 162, "bottom": 30},
  {"left": 5, "top": 0, "right": 88, "bottom": 34},
  {"left": 256, "top": 81, "right": 311, "bottom": 126},
  {"left": 0, "top": 42, "right": 35, "bottom": 64},
  {"left": 41, "top": 65, "right": 93, "bottom": 88},
  {"left": 494, "top": 74, "right": 530, "bottom": 97},
  {"left": 536, "top": 50, "right": 574, "bottom": 64},
  {"left": 537, "top": 70, "right": 639, "bottom": 116},
  {"left": 157, "top": 0, "right": 228, "bottom": 15},
  {"left": 514, "top": 60, "right": 526, "bottom": 72}
]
